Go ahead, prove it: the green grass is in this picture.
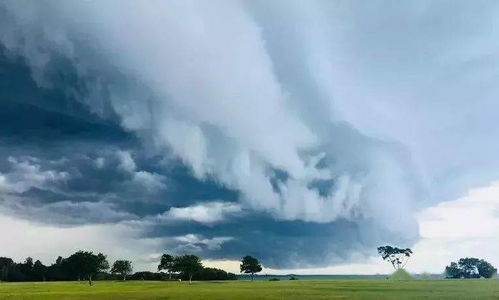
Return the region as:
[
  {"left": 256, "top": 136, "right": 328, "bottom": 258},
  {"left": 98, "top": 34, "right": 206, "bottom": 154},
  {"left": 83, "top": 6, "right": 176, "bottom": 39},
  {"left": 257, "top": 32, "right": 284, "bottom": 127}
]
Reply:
[{"left": 1, "top": 279, "right": 499, "bottom": 299}]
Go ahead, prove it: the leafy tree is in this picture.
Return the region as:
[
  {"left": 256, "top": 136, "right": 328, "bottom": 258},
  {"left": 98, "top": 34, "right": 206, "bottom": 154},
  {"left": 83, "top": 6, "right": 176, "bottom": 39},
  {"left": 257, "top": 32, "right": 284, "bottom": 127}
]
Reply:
[
  {"left": 173, "top": 254, "right": 203, "bottom": 284},
  {"left": 377, "top": 246, "right": 413, "bottom": 269},
  {"left": 111, "top": 260, "right": 133, "bottom": 280},
  {"left": 32, "top": 260, "right": 47, "bottom": 281},
  {"left": 158, "top": 254, "right": 175, "bottom": 279},
  {"left": 240, "top": 256, "right": 262, "bottom": 281},
  {"left": 445, "top": 262, "right": 462, "bottom": 278},
  {"left": 66, "top": 251, "right": 109, "bottom": 285},
  {"left": 445, "top": 258, "right": 497, "bottom": 279},
  {"left": 478, "top": 259, "right": 497, "bottom": 278},
  {"left": 19, "top": 257, "right": 34, "bottom": 280},
  {"left": 458, "top": 258, "right": 480, "bottom": 278},
  {"left": 0, "top": 257, "right": 14, "bottom": 281}
]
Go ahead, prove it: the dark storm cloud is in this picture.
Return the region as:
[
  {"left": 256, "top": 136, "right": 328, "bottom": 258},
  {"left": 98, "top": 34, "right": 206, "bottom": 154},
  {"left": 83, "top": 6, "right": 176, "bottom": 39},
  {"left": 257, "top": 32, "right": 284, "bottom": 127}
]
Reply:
[
  {"left": 0, "top": 53, "right": 404, "bottom": 266},
  {"left": 8, "top": 0, "right": 499, "bottom": 269}
]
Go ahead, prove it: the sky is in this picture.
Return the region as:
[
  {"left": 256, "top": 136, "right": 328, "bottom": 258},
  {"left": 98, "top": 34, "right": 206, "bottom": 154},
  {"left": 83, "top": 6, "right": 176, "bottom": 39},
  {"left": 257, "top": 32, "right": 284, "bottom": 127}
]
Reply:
[{"left": 1, "top": 0, "right": 499, "bottom": 274}]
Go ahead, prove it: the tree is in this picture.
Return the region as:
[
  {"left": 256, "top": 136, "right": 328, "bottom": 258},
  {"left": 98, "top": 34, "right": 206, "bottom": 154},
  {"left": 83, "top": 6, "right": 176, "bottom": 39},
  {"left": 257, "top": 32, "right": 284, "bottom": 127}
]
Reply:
[
  {"left": 19, "top": 257, "right": 34, "bottom": 280},
  {"left": 158, "top": 254, "right": 175, "bottom": 279},
  {"left": 66, "top": 251, "right": 109, "bottom": 285},
  {"left": 478, "top": 259, "right": 497, "bottom": 278},
  {"left": 111, "top": 260, "right": 133, "bottom": 281},
  {"left": 445, "top": 258, "right": 497, "bottom": 279},
  {"left": 445, "top": 262, "right": 461, "bottom": 279},
  {"left": 33, "top": 260, "right": 47, "bottom": 281},
  {"left": 458, "top": 258, "right": 480, "bottom": 278},
  {"left": 173, "top": 255, "right": 203, "bottom": 284},
  {"left": 0, "top": 257, "right": 14, "bottom": 281},
  {"left": 377, "top": 246, "right": 413, "bottom": 270},
  {"left": 240, "top": 256, "right": 262, "bottom": 281}
]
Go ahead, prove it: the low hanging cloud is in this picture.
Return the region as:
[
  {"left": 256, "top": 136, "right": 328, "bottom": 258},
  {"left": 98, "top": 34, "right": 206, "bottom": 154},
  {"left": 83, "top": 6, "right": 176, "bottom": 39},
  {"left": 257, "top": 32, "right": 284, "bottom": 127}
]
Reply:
[
  {"left": 161, "top": 202, "right": 242, "bottom": 225},
  {"left": 1, "top": 0, "right": 499, "bottom": 269}
]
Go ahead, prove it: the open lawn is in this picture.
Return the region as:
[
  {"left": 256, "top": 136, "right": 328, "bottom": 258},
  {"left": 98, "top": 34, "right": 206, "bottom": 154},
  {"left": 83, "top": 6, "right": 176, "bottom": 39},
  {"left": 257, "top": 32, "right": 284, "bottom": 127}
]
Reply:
[{"left": 1, "top": 280, "right": 499, "bottom": 299}]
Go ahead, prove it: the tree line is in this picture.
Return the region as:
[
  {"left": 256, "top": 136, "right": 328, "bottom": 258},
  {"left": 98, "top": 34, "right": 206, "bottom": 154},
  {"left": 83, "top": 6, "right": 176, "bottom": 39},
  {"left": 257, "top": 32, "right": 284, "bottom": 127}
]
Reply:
[
  {"left": 157, "top": 254, "right": 262, "bottom": 283},
  {"left": 0, "top": 251, "right": 265, "bottom": 284}
]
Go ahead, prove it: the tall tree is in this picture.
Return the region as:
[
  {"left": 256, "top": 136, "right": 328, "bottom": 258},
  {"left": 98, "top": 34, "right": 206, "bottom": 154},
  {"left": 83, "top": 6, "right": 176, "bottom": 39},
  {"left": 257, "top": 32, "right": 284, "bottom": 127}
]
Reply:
[
  {"left": 173, "top": 255, "right": 203, "bottom": 284},
  {"left": 158, "top": 254, "right": 175, "bottom": 279},
  {"left": 240, "top": 256, "right": 262, "bottom": 281},
  {"left": 32, "top": 260, "right": 47, "bottom": 281},
  {"left": 0, "top": 257, "right": 14, "bottom": 281},
  {"left": 111, "top": 260, "right": 133, "bottom": 281},
  {"left": 66, "top": 251, "right": 109, "bottom": 285},
  {"left": 377, "top": 246, "right": 413, "bottom": 270}
]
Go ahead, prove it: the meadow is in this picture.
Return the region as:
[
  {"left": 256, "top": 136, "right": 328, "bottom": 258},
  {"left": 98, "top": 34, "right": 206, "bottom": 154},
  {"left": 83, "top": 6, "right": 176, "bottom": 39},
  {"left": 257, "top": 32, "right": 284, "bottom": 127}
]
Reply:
[{"left": 1, "top": 279, "right": 499, "bottom": 300}]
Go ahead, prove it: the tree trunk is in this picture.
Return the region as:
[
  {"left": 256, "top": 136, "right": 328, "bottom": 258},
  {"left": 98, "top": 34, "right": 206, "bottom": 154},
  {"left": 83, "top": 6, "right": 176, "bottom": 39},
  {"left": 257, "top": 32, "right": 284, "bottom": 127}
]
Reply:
[
  {"left": 123, "top": 274, "right": 126, "bottom": 281},
  {"left": 88, "top": 275, "right": 93, "bottom": 286},
  {"left": 251, "top": 273, "right": 254, "bottom": 281},
  {"left": 169, "top": 272, "right": 172, "bottom": 280},
  {"left": 189, "top": 274, "right": 192, "bottom": 284}
]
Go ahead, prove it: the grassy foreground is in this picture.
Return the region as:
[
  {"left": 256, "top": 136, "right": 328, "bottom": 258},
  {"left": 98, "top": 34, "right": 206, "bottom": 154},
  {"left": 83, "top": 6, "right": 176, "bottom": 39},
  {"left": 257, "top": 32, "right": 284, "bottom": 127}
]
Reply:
[{"left": 1, "top": 279, "right": 499, "bottom": 300}]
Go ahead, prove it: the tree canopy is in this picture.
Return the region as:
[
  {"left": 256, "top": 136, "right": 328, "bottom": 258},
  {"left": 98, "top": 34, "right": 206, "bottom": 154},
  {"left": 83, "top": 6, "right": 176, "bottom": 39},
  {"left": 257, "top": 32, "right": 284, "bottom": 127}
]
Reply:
[
  {"left": 66, "top": 251, "right": 109, "bottom": 285},
  {"left": 158, "top": 254, "right": 175, "bottom": 279},
  {"left": 240, "top": 256, "right": 262, "bottom": 281},
  {"left": 0, "top": 252, "right": 236, "bottom": 282},
  {"left": 111, "top": 260, "right": 133, "bottom": 281},
  {"left": 445, "top": 258, "right": 497, "bottom": 279},
  {"left": 173, "top": 254, "right": 203, "bottom": 284},
  {"left": 377, "top": 246, "right": 413, "bottom": 270}
]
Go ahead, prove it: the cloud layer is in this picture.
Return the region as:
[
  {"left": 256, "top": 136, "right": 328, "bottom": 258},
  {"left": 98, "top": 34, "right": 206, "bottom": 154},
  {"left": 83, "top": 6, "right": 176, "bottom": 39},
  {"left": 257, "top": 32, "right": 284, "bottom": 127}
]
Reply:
[{"left": 1, "top": 0, "right": 498, "bottom": 269}]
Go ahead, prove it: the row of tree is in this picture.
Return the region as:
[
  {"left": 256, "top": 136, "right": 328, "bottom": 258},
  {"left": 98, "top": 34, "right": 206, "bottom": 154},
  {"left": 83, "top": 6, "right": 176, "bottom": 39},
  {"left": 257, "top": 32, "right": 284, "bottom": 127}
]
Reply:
[
  {"left": 0, "top": 251, "right": 110, "bottom": 284},
  {"left": 0, "top": 251, "right": 258, "bottom": 284},
  {"left": 157, "top": 254, "right": 262, "bottom": 283}
]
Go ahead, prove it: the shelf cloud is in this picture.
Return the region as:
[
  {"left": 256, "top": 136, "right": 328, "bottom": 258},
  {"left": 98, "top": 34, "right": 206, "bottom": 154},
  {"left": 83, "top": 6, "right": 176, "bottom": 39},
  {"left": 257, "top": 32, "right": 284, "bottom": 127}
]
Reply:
[{"left": 1, "top": 0, "right": 499, "bottom": 269}]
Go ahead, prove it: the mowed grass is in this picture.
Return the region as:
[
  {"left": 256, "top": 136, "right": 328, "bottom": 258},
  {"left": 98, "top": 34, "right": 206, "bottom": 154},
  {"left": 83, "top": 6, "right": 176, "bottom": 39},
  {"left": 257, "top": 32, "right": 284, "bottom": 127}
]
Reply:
[{"left": 1, "top": 279, "right": 499, "bottom": 300}]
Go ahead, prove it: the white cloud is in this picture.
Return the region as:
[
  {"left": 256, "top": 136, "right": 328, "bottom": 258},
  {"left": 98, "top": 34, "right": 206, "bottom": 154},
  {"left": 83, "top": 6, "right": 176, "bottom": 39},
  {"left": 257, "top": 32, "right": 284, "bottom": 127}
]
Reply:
[
  {"left": 161, "top": 202, "right": 242, "bottom": 224},
  {"left": 0, "top": 157, "right": 69, "bottom": 194},
  {"left": 173, "top": 234, "right": 233, "bottom": 252},
  {"left": 115, "top": 150, "right": 166, "bottom": 192},
  {"left": 409, "top": 181, "right": 499, "bottom": 273},
  {"left": 132, "top": 171, "right": 166, "bottom": 192},
  {"left": 116, "top": 150, "right": 137, "bottom": 173}
]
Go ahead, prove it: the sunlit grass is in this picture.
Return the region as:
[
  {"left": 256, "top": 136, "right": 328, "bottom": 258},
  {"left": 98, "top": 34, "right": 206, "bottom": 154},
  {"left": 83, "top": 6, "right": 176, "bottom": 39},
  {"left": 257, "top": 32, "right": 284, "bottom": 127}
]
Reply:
[{"left": 1, "top": 279, "right": 499, "bottom": 299}]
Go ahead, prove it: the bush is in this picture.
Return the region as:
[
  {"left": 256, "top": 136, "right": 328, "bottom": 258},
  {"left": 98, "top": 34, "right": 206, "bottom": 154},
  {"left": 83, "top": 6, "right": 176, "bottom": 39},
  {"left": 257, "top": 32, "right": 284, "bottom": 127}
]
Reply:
[
  {"left": 269, "top": 278, "right": 280, "bottom": 281},
  {"left": 129, "top": 272, "right": 168, "bottom": 281},
  {"left": 289, "top": 276, "right": 299, "bottom": 280},
  {"left": 177, "top": 267, "right": 237, "bottom": 281}
]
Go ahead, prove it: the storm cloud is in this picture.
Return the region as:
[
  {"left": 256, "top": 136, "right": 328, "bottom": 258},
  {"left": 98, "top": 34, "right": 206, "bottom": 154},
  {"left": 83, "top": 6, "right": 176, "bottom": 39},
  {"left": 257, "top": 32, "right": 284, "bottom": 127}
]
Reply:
[{"left": 1, "top": 0, "right": 498, "bottom": 269}]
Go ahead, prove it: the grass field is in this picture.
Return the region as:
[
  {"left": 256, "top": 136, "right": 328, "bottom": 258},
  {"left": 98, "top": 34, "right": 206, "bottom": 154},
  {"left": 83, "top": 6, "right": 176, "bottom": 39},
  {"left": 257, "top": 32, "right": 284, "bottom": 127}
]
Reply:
[{"left": 1, "top": 279, "right": 499, "bottom": 299}]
